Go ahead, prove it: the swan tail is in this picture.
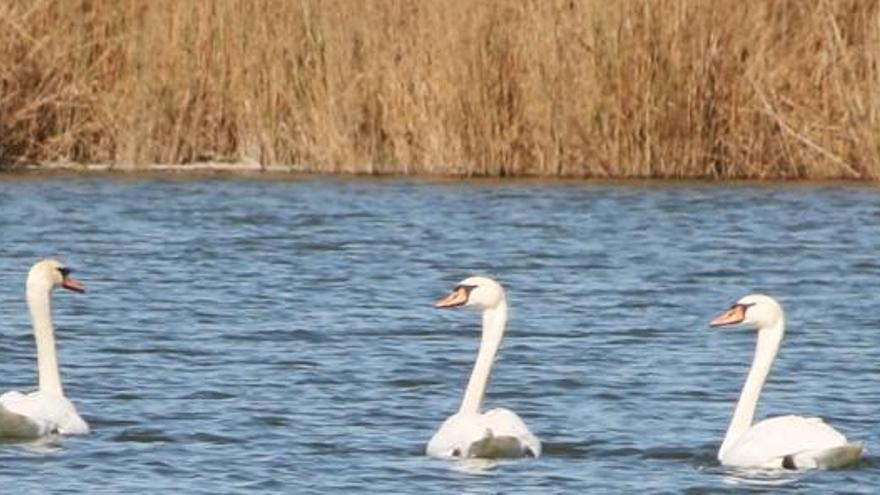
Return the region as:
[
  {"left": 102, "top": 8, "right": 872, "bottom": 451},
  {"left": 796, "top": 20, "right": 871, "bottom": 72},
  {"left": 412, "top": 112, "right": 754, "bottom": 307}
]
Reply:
[
  {"left": 466, "top": 429, "right": 535, "bottom": 458},
  {"left": 0, "top": 405, "right": 43, "bottom": 439},
  {"left": 785, "top": 442, "right": 865, "bottom": 470}
]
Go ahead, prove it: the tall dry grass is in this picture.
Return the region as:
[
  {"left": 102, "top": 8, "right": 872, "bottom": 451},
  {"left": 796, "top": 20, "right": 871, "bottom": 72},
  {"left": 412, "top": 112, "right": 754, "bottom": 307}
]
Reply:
[{"left": 1, "top": 0, "right": 879, "bottom": 178}]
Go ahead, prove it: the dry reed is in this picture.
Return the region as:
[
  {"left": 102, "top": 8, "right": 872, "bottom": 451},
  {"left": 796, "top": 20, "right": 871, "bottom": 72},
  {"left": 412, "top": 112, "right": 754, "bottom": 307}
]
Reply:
[{"left": 1, "top": 0, "right": 879, "bottom": 179}]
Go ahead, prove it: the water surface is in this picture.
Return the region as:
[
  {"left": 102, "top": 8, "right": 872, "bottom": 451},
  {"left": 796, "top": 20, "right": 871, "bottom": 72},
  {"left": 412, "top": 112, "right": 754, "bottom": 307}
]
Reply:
[{"left": 0, "top": 177, "right": 878, "bottom": 493}]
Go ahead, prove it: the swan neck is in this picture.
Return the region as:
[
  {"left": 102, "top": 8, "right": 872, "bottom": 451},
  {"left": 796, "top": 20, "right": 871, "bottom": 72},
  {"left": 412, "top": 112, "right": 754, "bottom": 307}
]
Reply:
[
  {"left": 27, "top": 285, "right": 64, "bottom": 395},
  {"left": 719, "top": 318, "right": 784, "bottom": 459},
  {"left": 459, "top": 301, "right": 507, "bottom": 414}
]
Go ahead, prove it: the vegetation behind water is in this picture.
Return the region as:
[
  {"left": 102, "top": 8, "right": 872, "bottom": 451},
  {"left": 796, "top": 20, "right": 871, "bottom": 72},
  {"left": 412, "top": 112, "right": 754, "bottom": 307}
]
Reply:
[{"left": 2, "top": 1, "right": 879, "bottom": 179}]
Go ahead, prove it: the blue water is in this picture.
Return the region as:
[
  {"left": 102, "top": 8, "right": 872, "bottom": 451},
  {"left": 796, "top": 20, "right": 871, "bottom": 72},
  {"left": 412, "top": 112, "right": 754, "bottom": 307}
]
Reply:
[{"left": 0, "top": 176, "right": 878, "bottom": 493}]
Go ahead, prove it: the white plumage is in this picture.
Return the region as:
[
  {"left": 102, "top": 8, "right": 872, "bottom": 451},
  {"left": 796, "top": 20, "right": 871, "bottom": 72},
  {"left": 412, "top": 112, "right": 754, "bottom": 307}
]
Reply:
[
  {"left": 710, "top": 294, "right": 863, "bottom": 469},
  {"left": 427, "top": 277, "right": 540, "bottom": 459},
  {"left": 0, "top": 259, "right": 89, "bottom": 439}
]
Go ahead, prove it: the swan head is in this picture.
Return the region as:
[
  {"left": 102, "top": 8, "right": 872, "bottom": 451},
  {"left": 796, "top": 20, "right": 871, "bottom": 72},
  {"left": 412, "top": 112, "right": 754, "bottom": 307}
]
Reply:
[
  {"left": 435, "top": 276, "right": 506, "bottom": 311},
  {"left": 27, "top": 258, "right": 86, "bottom": 294},
  {"left": 710, "top": 294, "right": 783, "bottom": 330}
]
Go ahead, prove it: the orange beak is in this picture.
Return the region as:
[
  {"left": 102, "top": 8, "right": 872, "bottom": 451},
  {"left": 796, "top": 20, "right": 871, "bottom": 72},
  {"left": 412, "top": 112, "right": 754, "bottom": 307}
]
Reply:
[
  {"left": 435, "top": 287, "right": 469, "bottom": 308},
  {"left": 61, "top": 276, "right": 86, "bottom": 293},
  {"left": 710, "top": 304, "right": 745, "bottom": 327}
]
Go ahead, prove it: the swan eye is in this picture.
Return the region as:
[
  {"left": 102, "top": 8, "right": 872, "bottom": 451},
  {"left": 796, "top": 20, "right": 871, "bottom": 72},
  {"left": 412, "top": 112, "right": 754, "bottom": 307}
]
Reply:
[
  {"left": 728, "top": 302, "right": 756, "bottom": 318},
  {"left": 731, "top": 302, "right": 755, "bottom": 311},
  {"left": 58, "top": 267, "right": 72, "bottom": 278},
  {"left": 454, "top": 284, "right": 477, "bottom": 295}
]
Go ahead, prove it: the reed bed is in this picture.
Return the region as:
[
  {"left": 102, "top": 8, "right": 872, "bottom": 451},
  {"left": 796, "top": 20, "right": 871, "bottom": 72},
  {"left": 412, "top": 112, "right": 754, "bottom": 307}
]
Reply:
[{"left": 1, "top": 0, "right": 879, "bottom": 179}]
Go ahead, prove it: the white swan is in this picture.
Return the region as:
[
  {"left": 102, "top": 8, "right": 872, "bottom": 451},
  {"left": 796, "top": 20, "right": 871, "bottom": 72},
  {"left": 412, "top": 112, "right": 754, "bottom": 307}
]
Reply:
[
  {"left": 0, "top": 259, "right": 89, "bottom": 438},
  {"left": 426, "top": 276, "right": 540, "bottom": 459},
  {"left": 709, "top": 294, "right": 864, "bottom": 469}
]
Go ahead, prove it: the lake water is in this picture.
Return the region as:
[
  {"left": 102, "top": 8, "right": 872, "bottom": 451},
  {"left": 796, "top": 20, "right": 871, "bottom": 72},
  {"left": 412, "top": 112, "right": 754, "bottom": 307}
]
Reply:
[{"left": 0, "top": 176, "right": 878, "bottom": 493}]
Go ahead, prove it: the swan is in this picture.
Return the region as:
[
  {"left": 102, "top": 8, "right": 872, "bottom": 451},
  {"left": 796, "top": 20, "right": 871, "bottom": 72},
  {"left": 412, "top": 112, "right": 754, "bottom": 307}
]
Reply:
[
  {"left": 709, "top": 294, "right": 864, "bottom": 469},
  {"left": 0, "top": 259, "right": 89, "bottom": 439},
  {"left": 426, "top": 276, "right": 541, "bottom": 459}
]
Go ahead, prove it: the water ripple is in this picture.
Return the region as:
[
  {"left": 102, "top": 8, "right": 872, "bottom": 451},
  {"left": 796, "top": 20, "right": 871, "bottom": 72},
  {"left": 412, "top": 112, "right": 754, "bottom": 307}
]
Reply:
[{"left": 0, "top": 178, "right": 877, "bottom": 492}]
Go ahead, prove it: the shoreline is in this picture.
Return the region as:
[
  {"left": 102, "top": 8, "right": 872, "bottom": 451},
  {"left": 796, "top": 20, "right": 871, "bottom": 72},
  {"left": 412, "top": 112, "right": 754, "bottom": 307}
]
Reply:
[{"left": 2, "top": 162, "right": 879, "bottom": 189}]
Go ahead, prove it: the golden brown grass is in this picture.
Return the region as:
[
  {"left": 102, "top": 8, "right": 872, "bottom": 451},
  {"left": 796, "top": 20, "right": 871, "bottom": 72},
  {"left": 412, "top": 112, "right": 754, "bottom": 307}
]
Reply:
[{"left": 1, "top": 0, "right": 879, "bottom": 179}]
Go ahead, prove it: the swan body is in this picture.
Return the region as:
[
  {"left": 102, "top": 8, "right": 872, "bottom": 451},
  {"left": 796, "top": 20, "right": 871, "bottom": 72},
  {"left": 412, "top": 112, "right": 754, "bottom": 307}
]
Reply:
[
  {"left": 0, "top": 259, "right": 89, "bottom": 439},
  {"left": 427, "top": 277, "right": 540, "bottom": 459},
  {"left": 720, "top": 415, "right": 860, "bottom": 469},
  {"left": 427, "top": 408, "right": 539, "bottom": 458},
  {"left": 710, "top": 294, "right": 864, "bottom": 469},
  {"left": 0, "top": 391, "right": 88, "bottom": 437}
]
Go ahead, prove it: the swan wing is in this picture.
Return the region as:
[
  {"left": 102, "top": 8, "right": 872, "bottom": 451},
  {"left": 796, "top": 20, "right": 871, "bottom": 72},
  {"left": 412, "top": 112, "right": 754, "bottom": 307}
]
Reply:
[
  {"left": 722, "top": 415, "right": 857, "bottom": 468},
  {"left": 427, "top": 412, "right": 485, "bottom": 458},
  {"left": 57, "top": 406, "right": 89, "bottom": 435},
  {"left": 789, "top": 442, "right": 866, "bottom": 469},
  {"left": 427, "top": 409, "right": 540, "bottom": 459},
  {"left": 38, "top": 393, "right": 89, "bottom": 435},
  {"left": 0, "top": 390, "right": 88, "bottom": 437},
  {"left": 479, "top": 408, "right": 541, "bottom": 457},
  {"left": 0, "top": 392, "right": 50, "bottom": 439}
]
